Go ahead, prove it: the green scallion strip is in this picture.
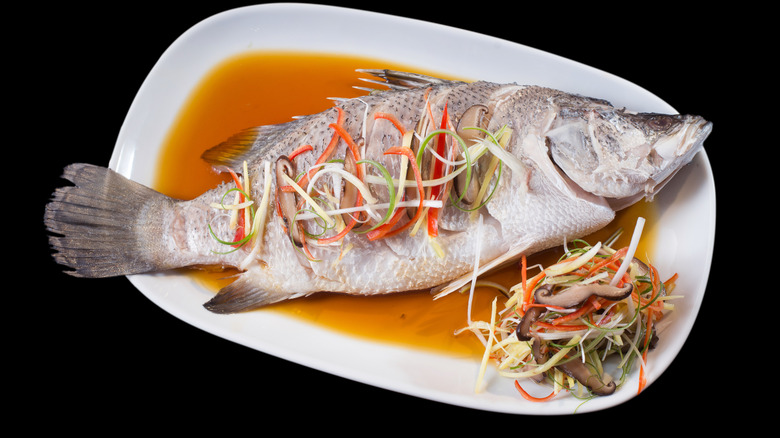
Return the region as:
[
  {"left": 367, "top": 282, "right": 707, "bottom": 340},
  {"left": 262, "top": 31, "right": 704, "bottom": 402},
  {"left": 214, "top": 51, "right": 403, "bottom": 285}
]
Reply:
[
  {"left": 290, "top": 209, "right": 321, "bottom": 263},
  {"left": 351, "top": 159, "right": 396, "bottom": 234},
  {"left": 414, "top": 128, "right": 473, "bottom": 205},
  {"left": 207, "top": 223, "right": 254, "bottom": 254}
]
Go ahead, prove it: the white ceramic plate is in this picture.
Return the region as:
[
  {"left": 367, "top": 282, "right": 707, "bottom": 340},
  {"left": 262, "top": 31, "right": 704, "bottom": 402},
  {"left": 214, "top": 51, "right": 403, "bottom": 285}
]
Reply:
[{"left": 107, "top": 4, "right": 715, "bottom": 415}]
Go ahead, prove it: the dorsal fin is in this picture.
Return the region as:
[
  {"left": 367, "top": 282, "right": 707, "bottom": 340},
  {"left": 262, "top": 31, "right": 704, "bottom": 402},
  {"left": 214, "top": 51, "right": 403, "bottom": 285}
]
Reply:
[
  {"left": 356, "top": 69, "right": 461, "bottom": 91},
  {"left": 201, "top": 70, "right": 460, "bottom": 171},
  {"left": 200, "top": 120, "right": 298, "bottom": 170}
]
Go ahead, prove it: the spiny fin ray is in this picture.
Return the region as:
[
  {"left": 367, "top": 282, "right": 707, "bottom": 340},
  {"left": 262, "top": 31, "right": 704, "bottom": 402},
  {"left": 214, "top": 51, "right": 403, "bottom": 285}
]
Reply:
[
  {"left": 203, "top": 273, "right": 309, "bottom": 314},
  {"left": 200, "top": 120, "right": 300, "bottom": 170},
  {"left": 356, "top": 69, "right": 461, "bottom": 91}
]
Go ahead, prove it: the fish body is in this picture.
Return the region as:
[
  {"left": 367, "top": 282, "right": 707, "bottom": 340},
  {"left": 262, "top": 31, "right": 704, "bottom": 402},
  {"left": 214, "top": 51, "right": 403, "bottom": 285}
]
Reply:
[{"left": 45, "top": 70, "right": 712, "bottom": 313}]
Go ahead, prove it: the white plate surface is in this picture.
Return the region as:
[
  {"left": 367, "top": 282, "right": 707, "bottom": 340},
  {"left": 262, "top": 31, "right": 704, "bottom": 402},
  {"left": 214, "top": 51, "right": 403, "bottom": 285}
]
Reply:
[{"left": 107, "top": 3, "right": 715, "bottom": 415}]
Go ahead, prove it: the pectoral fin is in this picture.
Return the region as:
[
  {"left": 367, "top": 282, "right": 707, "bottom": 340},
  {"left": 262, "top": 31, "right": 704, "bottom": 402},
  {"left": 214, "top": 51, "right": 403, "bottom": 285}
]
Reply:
[
  {"left": 203, "top": 269, "right": 310, "bottom": 314},
  {"left": 432, "top": 240, "right": 532, "bottom": 300}
]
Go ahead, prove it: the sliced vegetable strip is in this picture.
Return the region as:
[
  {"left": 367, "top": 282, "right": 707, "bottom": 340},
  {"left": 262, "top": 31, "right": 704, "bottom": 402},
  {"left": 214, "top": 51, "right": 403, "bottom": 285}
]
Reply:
[
  {"left": 514, "top": 381, "right": 558, "bottom": 402},
  {"left": 427, "top": 102, "right": 450, "bottom": 238},
  {"left": 296, "top": 107, "right": 346, "bottom": 189},
  {"left": 374, "top": 112, "right": 407, "bottom": 135},
  {"left": 367, "top": 146, "right": 424, "bottom": 240}
]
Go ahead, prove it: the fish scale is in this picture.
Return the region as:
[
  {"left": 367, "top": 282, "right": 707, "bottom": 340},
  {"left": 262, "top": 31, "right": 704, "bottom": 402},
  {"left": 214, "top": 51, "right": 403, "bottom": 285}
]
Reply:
[{"left": 44, "top": 69, "right": 711, "bottom": 313}]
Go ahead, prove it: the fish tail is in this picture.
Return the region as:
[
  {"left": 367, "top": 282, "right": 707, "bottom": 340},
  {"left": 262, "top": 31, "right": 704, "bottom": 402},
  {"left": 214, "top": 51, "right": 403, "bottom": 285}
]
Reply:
[{"left": 45, "top": 163, "right": 178, "bottom": 278}]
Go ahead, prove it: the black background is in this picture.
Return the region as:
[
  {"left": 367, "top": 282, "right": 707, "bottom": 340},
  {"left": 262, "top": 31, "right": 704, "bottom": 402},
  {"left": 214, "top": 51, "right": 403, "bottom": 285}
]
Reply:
[{"left": 23, "top": 1, "right": 756, "bottom": 431}]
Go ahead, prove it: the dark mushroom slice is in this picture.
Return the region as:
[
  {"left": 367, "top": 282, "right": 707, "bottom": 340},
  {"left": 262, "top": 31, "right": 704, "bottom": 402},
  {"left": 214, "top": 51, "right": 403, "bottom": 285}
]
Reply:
[
  {"left": 631, "top": 257, "right": 650, "bottom": 276},
  {"left": 454, "top": 104, "right": 491, "bottom": 205},
  {"left": 515, "top": 303, "right": 547, "bottom": 341},
  {"left": 534, "top": 282, "right": 634, "bottom": 309},
  {"left": 513, "top": 307, "right": 548, "bottom": 384},
  {"left": 556, "top": 357, "right": 616, "bottom": 396},
  {"left": 529, "top": 335, "right": 547, "bottom": 383},
  {"left": 275, "top": 156, "right": 304, "bottom": 247},
  {"left": 513, "top": 287, "right": 550, "bottom": 382}
]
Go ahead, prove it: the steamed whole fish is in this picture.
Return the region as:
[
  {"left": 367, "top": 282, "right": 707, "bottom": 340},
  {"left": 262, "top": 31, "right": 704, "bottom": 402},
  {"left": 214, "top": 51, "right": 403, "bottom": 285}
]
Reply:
[{"left": 44, "top": 70, "right": 712, "bottom": 314}]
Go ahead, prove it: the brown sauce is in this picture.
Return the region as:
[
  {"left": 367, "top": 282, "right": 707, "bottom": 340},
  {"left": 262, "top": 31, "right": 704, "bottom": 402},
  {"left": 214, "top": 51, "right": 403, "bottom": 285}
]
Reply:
[{"left": 154, "top": 51, "right": 656, "bottom": 358}]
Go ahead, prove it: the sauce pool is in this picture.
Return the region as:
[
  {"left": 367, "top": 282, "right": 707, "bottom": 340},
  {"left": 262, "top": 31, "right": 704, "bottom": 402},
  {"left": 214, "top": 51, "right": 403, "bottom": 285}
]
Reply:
[{"left": 153, "top": 51, "right": 657, "bottom": 358}]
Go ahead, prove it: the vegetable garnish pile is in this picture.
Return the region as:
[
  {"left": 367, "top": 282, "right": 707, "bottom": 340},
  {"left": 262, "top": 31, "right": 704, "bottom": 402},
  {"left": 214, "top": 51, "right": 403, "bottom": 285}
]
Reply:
[{"left": 460, "top": 218, "right": 681, "bottom": 403}]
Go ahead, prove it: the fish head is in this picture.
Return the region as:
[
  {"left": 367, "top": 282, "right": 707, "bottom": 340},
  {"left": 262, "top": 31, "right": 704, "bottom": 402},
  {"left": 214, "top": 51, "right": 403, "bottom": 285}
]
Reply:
[{"left": 544, "top": 98, "right": 712, "bottom": 209}]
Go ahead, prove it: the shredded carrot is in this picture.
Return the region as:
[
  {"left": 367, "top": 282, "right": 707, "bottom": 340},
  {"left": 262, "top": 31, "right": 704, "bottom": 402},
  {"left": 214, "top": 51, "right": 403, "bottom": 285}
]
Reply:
[
  {"left": 521, "top": 255, "right": 528, "bottom": 297},
  {"left": 301, "top": 234, "right": 317, "bottom": 260},
  {"left": 297, "top": 107, "right": 346, "bottom": 189},
  {"left": 366, "top": 204, "right": 407, "bottom": 241},
  {"left": 550, "top": 296, "right": 602, "bottom": 326},
  {"left": 521, "top": 271, "right": 546, "bottom": 313},
  {"left": 288, "top": 144, "right": 314, "bottom": 161},
  {"left": 587, "top": 247, "right": 628, "bottom": 276},
  {"left": 318, "top": 219, "right": 356, "bottom": 244},
  {"left": 367, "top": 146, "right": 424, "bottom": 240},
  {"left": 317, "top": 192, "right": 364, "bottom": 245},
  {"left": 328, "top": 122, "right": 363, "bottom": 179},
  {"left": 423, "top": 88, "right": 435, "bottom": 127},
  {"left": 514, "top": 381, "right": 558, "bottom": 402},
  {"left": 374, "top": 112, "right": 407, "bottom": 135},
  {"left": 637, "top": 264, "right": 662, "bottom": 394}
]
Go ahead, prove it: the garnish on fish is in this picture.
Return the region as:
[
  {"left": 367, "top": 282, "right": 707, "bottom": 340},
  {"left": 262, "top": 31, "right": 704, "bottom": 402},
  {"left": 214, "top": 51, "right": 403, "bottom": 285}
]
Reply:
[{"left": 44, "top": 70, "right": 711, "bottom": 314}]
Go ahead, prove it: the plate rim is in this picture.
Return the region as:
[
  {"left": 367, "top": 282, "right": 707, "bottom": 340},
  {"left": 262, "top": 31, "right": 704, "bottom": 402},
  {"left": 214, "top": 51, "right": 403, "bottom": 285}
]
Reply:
[{"left": 109, "top": 3, "right": 716, "bottom": 415}]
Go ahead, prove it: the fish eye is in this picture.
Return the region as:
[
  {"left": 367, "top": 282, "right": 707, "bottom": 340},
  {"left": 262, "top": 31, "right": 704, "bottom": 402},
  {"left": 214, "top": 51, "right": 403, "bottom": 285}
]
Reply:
[{"left": 645, "top": 115, "right": 678, "bottom": 132}]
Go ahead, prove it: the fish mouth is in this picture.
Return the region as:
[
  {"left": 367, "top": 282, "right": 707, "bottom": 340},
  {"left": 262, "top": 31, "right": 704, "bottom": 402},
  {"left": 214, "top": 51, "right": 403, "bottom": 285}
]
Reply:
[
  {"left": 606, "top": 116, "right": 712, "bottom": 210},
  {"left": 644, "top": 117, "right": 712, "bottom": 196}
]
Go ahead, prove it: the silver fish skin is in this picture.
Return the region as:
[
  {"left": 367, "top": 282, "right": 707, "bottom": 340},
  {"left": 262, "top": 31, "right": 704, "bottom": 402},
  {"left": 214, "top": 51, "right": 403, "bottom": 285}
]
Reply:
[{"left": 44, "top": 70, "right": 712, "bottom": 313}]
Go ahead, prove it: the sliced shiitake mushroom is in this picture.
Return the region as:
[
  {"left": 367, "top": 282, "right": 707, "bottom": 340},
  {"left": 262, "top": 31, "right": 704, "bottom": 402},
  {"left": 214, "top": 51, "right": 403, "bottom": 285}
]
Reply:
[
  {"left": 530, "top": 338, "right": 546, "bottom": 383},
  {"left": 454, "top": 104, "right": 491, "bottom": 205},
  {"left": 275, "top": 156, "right": 304, "bottom": 247},
  {"left": 557, "top": 356, "right": 617, "bottom": 396},
  {"left": 534, "top": 282, "right": 633, "bottom": 309},
  {"left": 515, "top": 292, "right": 549, "bottom": 341}
]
